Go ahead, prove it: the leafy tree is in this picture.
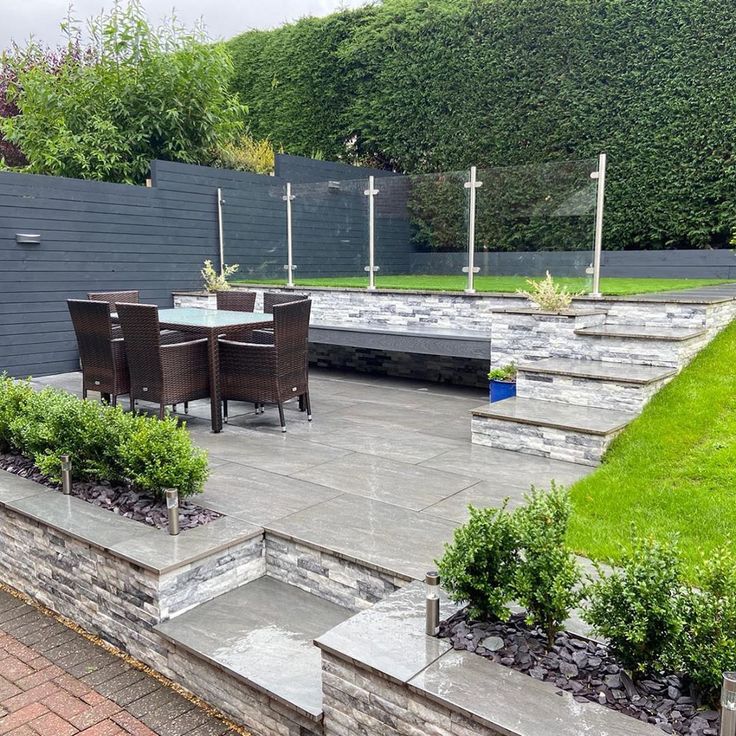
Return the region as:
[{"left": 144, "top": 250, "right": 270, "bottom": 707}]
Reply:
[{"left": 1, "top": 1, "right": 246, "bottom": 183}]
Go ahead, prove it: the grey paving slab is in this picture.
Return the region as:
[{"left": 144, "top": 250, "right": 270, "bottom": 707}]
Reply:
[
  {"left": 0, "top": 470, "right": 48, "bottom": 506},
  {"left": 222, "top": 408, "right": 358, "bottom": 438},
  {"left": 292, "top": 453, "right": 476, "bottom": 511},
  {"left": 266, "top": 494, "right": 457, "bottom": 580},
  {"left": 316, "top": 581, "right": 459, "bottom": 684},
  {"left": 190, "top": 424, "right": 354, "bottom": 475},
  {"left": 471, "top": 398, "right": 636, "bottom": 435},
  {"left": 107, "top": 515, "right": 263, "bottom": 574},
  {"left": 8, "top": 490, "right": 146, "bottom": 550},
  {"left": 199, "top": 462, "right": 341, "bottom": 525},
  {"left": 516, "top": 357, "right": 676, "bottom": 384},
  {"left": 410, "top": 650, "right": 661, "bottom": 736},
  {"left": 422, "top": 480, "right": 531, "bottom": 521},
  {"left": 420, "top": 445, "right": 591, "bottom": 488},
  {"left": 155, "top": 576, "right": 351, "bottom": 718}
]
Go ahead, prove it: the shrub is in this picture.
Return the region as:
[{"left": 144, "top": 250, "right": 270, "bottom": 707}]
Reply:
[
  {"left": 515, "top": 484, "right": 581, "bottom": 648},
  {"left": 678, "top": 547, "right": 736, "bottom": 704},
  {"left": 517, "top": 272, "right": 582, "bottom": 312},
  {"left": 436, "top": 503, "right": 519, "bottom": 621},
  {"left": 201, "top": 260, "right": 239, "bottom": 292},
  {"left": 1, "top": 1, "right": 245, "bottom": 184},
  {"left": 583, "top": 536, "right": 685, "bottom": 677},
  {"left": 488, "top": 364, "right": 516, "bottom": 382},
  {"left": 213, "top": 133, "right": 276, "bottom": 174},
  {"left": 0, "top": 377, "right": 208, "bottom": 499}
]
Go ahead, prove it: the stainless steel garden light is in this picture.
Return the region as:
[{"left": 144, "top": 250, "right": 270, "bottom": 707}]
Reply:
[
  {"left": 165, "top": 488, "right": 180, "bottom": 536},
  {"left": 60, "top": 455, "right": 71, "bottom": 496},
  {"left": 721, "top": 672, "right": 736, "bottom": 736},
  {"left": 425, "top": 570, "right": 440, "bottom": 636}
]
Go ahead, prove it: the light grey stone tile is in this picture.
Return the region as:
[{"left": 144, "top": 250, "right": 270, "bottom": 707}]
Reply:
[{"left": 0, "top": 470, "right": 49, "bottom": 506}]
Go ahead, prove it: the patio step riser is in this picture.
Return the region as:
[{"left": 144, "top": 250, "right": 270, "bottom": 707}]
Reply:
[
  {"left": 578, "top": 334, "right": 706, "bottom": 368},
  {"left": 603, "top": 303, "right": 709, "bottom": 330},
  {"left": 471, "top": 416, "right": 621, "bottom": 467},
  {"left": 516, "top": 371, "right": 673, "bottom": 413}
]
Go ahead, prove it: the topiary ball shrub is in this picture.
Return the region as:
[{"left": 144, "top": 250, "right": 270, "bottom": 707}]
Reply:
[{"left": 437, "top": 503, "right": 520, "bottom": 621}]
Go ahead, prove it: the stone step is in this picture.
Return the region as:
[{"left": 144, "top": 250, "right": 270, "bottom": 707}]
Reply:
[
  {"left": 516, "top": 358, "right": 676, "bottom": 412},
  {"left": 471, "top": 398, "right": 636, "bottom": 466},
  {"left": 155, "top": 575, "right": 352, "bottom": 724},
  {"left": 573, "top": 324, "right": 707, "bottom": 367}
]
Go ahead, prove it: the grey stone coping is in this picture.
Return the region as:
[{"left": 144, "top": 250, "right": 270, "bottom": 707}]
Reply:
[
  {"left": 309, "top": 323, "right": 491, "bottom": 359},
  {"left": 265, "top": 494, "right": 457, "bottom": 582},
  {"left": 575, "top": 324, "right": 707, "bottom": 341},
  {"left": 516, "top": 357, "right": 677, "bottom": 385},
  {"left": 155, "top": 576, "right": 351, "bottom": 720},
  {"left": 0, "top": 470, "right": 263, "bottom": 575},
  {"left": 471, "top": 398, "right": 636, "bottom": 435},
  {"left": 315, "top": 581, "right": 460, "bottom": 685},
  {"left": 491, "top": 307, "right": 605, "bottom": 317},
  {"left": 409, "top": 650, "right": 662, "bottom": 736}
]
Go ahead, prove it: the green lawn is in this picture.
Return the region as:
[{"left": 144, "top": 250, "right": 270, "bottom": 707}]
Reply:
[
  {"left": 568, "top": 319, "right": 736, "bottom": 582},
  {"left": 232, "top": 274, "right": 732, "bottom": 296}
]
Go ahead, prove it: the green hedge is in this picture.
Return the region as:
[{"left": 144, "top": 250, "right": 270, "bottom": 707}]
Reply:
[
  {"left": 227, "top": 0, "right": 736, "bottom": 250},
  {"left": 0, "top": 376, "right": 208, "bottom": 499}
]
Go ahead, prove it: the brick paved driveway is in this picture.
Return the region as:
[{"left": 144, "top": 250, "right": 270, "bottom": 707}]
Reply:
[{"left": 0, "top": 589, "right": 242, "bottom": 736}]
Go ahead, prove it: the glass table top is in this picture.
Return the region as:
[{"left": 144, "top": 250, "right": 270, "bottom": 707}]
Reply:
[{"left": 157, "top": 308, "right": 273, "bottom": 329}]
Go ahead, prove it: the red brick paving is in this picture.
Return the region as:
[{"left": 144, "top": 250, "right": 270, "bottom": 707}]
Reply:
[{"left": 0, "top": 592, "right": 240, "bottom": 736}]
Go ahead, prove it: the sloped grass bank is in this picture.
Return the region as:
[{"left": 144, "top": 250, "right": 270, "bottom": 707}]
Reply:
[{"left": 569, "top": 320, "right": 736, "bottom": 581}]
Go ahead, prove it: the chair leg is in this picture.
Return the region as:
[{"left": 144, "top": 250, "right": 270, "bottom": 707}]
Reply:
[
  {"left": 277, "top": 402, "right": 286, "bottom": 432},
  {"left": 304, "top": 391, "right": 312, "bottom": 421},
  {"left": 130, "top": 398, "right": 136, "bottom": 413},
  {"left": 101, "top": 392, "right": 111, "bottom": 404},
  {"left": 224, "top": 400, "right": 229, "bottom": 424},
  {"left": 172, "top": 404, "right": 177, "bottom": 412},
  {"left": 298, "top": 395, "right": 305, "bottom": 412},
  {"left": 159, "top": 404, "right": 165, "bottom": 420},
  {"left": 82, "top": 388, "right": 88, "bottom": 400},
  {"left": 111, "top": 395, "right": 117, "bottom": 408},
  {"left": 254, "top": 402, "right": 259, "bottom": 414}
]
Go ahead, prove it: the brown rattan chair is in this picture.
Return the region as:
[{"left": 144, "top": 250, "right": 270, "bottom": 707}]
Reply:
[
  {"left": 67, "top": 299, "right": 129, "bottom": 406},
  {"left": 216, "top": 290, "right": 256, "bottom": 312},
  {"left": 263, "top": 292, "right": 308, "bottom": 314},
  {"left": 88, "top": 290, "right": 140, "bottom": 305},
  {"left": 219, "top": 299, "right": 312, "bottom": 432},
  {"left": 116, "top": 303, "right": 210, "bottom": 419}
]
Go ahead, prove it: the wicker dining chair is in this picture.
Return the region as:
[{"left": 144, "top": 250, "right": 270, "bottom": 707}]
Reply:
[
  {"left": 87, "top": 290, "right": 139, "bottom": 305},
  {"left": 116, "top": 303, "right": 210, "bottom": 419},
  {"left": 67, "top": 299, "right": 130, "bottom": 406},
  {"left": 216, "top": 290, "right": 256, "bottom": 312},
  {"left": 219, "top": 299, "right": 312, "bottom": 432},
  {"left": 262, "top": 292, "right": 309, "bottom": 314}
]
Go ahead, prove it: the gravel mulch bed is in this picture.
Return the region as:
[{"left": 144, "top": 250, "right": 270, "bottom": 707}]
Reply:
[
  {"left": 439, "top": 610, "right": 719, "bottom": 736},
  {"left": 0, "top": 453, "right": 221, "bottom": 531}
]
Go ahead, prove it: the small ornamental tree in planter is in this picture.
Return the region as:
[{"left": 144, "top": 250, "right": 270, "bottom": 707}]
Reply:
[
  {"left": 201, "top": 259, "right": 239, "bottom": 292},
  {"left": 517, "top": 271, "right": 583, "bottom": 312},
  {"left": 487, "top": 364, "right": 516, "bottom": 403}
]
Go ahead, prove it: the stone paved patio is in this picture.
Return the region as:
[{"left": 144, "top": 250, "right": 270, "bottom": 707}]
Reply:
[{"left": 0, "top": 589, "right": 240, "bottom": 736}]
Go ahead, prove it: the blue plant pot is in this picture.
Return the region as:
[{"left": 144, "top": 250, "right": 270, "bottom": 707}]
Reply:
[{"left": 489, "top": 380, "right": 516, "bottom": 403}]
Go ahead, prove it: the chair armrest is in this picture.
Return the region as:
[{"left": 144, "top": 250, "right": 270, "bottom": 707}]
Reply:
[
  {"left": 160, "top": 338, "right": 209, "bottom": 374},
  {"left": 219, "top": 340, "right": 277, "bottom": 373}
]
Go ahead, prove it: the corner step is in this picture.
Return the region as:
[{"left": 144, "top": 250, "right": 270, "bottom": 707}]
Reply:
[
  {"left": 155, "top": 576, "right": 351, "bottom": 725},
  {"left": 516, "top": 358, "right": 676, "bottom": 412},
  {"left": 471, "top": 398, "right": 636, "bottom": 466},
  {"left": 575, "top": 325, "right": 705, "bottom": 341}
]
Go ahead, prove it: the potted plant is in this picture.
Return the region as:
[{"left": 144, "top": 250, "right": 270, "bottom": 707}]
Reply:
[
  {"left": 517, "top": 271, "right": 582, "bottom": 312},
  {"left": 488, "top": 364, "right": 517, "bottom": 403},
  {"left": 201, "top": 259, "right": 240, "bottom": 292}
]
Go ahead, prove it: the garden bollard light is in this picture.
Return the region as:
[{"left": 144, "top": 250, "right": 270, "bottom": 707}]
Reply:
[
  {"left": 426, "top": 571, "right": 440, "bottom": 636},
  {"left": 721, "top": 672, "right": 736, "bottom": 736},
  {"left": 61, "top": 455, "right": 72, "bottom": 496},
  {"left": 165, "top": 488, "right": 180, "bottom": 536}
]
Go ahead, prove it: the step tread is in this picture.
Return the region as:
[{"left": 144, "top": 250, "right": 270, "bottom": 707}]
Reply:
[
  {"left": 472, "top": 397, "right": 636, "bottom": 435},
  {"left": 575, "top": 325, "right": 706, "bottom": 341},
  {"left": 517, "top": 358, "right": 676, "bottom": 385},
  {"left": 154, "top": 576, "right": 351, "bottom": 719}
]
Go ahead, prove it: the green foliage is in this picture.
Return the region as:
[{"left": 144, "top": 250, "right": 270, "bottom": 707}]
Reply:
[
  {"left": 518, "top": 271, "right": 583, "bottom": 312},
  {"left": 487, "top": 364, "right": 516, "bottom": 382},
  {"left": 201, "top": 259, "right": 239, "bottom": 292},
  {"left": 213, "top": 133, "right": 275, "bottom": 174},
  {"left": 515, "top": 484, "right": 581, "bottom": 647},
  {"left": 583, "top": 537, "right": 685, "bottom": 677},
  {"left": 227, "top": 0, "right": 736, "bottom": 250},
  {"left": 0, "top": 376, "right": 208, "bottom": 499},
  {"left": 437, "top": 504, "right": 520, "bottom": 621},
  {"left": 2, "top": 1, "right": 245, "bottom": 184},
  {"left": 677, "top": 547, "right": 736, "bottom": 703}
]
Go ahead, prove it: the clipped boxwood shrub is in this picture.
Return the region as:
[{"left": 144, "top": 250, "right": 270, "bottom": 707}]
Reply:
[{"left": 0, "top": 375, "right": 208, "bottom": 499}]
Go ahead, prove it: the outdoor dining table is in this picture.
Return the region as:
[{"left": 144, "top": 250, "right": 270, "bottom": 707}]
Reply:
[{"left": 115, "top": 307, "right": 274, "bottom": 433}]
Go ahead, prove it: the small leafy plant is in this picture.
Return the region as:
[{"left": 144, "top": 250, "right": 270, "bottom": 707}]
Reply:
[
  {"left": 515, "top": 484, "right": 582, "bottom": 648},
  {"left": 213, "top": 133, "right": 276, "bottom": 174},
  {"left": 437, "top": 503, "right": 520, "bottom": 621},
  {"left": 201, "top": 259, "right": 239, "bottom": 292},
  {"left": 583, "top": 536, "right": 685, "bottom": 677},
  {"left": 517, "top": 271, "right": 582, "bottom": 312},
  {"left": 488, "top": 364, "right": 517, "bottom": 383}
]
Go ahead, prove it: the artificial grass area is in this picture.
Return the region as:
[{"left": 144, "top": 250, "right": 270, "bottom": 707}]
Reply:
[
  {"left": 232, "top": 274, "right": 732, "bottom": 296},
  {"left": 568, "top": 319, "right": 736, "bottom": 582}
]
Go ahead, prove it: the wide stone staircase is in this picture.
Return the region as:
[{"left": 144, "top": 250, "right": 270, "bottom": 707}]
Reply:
[{"left": 471, "top": 297, "right": 731, "bottom": 467}]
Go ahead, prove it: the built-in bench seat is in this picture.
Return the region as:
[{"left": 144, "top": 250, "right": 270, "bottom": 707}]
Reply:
[{"left": 308, "top": 323, "right": 492, "bottom": 360}]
